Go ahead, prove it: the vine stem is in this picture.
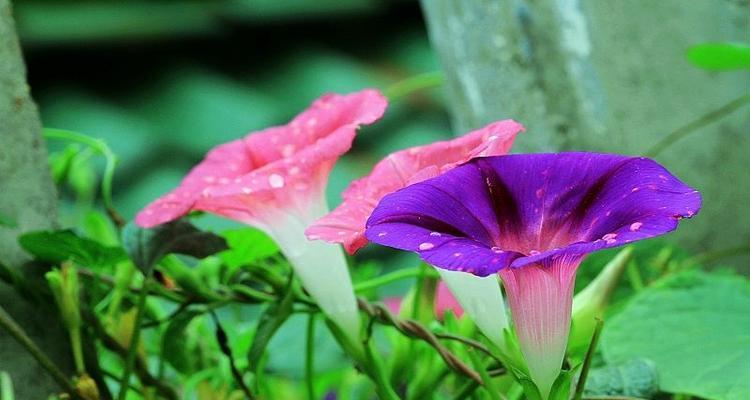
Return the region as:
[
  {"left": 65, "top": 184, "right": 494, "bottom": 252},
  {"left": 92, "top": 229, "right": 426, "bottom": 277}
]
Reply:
[
  {"left": 43, "top": 128, "right": 125, "bottom": 227},
  {"left": 384, "top": 71, "right": 444, "bottom": 101},
  {"left": 116, "top": 269, "right": 154, "bottom": 400},
  {"left": 645, "top": 92, "right": 750, "bottom": 157},
  {"left": 305, "top": 314, "right": 316, "bottom": 400},
  {"left": 0, "top": 305, "right": 82, "bottom": 399}
]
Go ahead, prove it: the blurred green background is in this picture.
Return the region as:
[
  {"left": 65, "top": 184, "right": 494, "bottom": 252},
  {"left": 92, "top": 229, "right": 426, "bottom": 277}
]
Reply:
[
  {"left": 14, "top": 0, "right": 750, "bottom": 269},
  {"left": 17, "top": 0, "right": 447, "bottom": 237}
]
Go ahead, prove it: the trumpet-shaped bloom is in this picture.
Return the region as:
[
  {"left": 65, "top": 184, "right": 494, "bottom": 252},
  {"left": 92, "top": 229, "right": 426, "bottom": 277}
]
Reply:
[
  {"left": 306, "top": 120, "right": 522, "bottom": 349},
  {"left": 136, "top": 89, "right": 388, "bottom": 340},
  {"left": 366, "top": 152, "right": 700, "bottom": 398},
  {"left": 306, "top": 119, "right": 524, "bottom": 254}
]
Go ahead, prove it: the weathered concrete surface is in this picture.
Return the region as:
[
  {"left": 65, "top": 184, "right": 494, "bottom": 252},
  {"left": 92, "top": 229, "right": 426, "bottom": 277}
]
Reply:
[
  {"left": 0, "top": 0, "right": 74, "bottom": 397},
  {"left": 422, "top": 0, "right": 750, "bottom": 264}
]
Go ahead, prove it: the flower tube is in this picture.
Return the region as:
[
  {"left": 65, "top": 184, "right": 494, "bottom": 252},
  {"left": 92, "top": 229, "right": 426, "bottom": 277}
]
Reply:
[
  {"left": 136, "top": 89, "right": 388, "bottom": 341},
  {"left": 365, "top": 153, "right": 700, "bottom": 398},
  {"left": 306, "top": 120, "right": 523, "bottom": 347}
]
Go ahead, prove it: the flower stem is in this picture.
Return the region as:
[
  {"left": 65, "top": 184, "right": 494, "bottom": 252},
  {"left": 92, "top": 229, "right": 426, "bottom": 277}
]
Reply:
[
  {"left": 305, "top": 314, "right": 316, "bottom": 400},
  {"left": 70, "top": 327, "right": 85, "bottom": 375},
  {"left": 0, "top": 305, "right": 81, "bottom": 399},
  {"left": 116, "top": 269, "right": 153, "bottom": 400}
]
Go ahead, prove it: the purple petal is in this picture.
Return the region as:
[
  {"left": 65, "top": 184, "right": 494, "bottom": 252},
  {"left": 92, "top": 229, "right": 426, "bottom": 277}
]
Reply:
[{"left": 365, "top": 152, "right": 701, "bottom": 276}]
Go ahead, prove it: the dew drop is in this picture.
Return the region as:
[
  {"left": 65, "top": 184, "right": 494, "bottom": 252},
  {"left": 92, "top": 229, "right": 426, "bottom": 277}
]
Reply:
[
  {"left": 419, "top": 242, "right": 434, "bottom": 250},
  {"left": 377, "top": 232, "right": 387, "bottom": 237},
  {"left": 429, "top": 232, "right": 442, "bottom": 237},
  {"left": 268, "top": 174, "right": 285, "bottom": 188},
  {"left": 629, "top": 222, "right": 642, "bottom": 231},
  {"left": 491, "top": 246, "right": 503, "bottom": 253}
]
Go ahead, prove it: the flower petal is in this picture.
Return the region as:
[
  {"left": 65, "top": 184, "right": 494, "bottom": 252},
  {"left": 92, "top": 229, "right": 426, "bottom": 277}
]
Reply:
[
  {"left": 366, "top": 152, "right": 700, "bottom": 276},
  {"left": 307, "top": 120, "right": 524, "bottom": 253},
  {"left": 135, "top": 89, "right": 387, "bottom": 228}
]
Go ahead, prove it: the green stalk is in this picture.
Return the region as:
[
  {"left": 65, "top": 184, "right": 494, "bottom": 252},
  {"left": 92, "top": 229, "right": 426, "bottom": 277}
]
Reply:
[
  {"left": 116, "top": 269, "right": 153, "bottom": 400},
  {"left": 1, "top": 371, "right": 14, "bottom": 400},
  {"left": 354, "top": 267, "right": 438, "bottom": 293},
  {"left": 573, "top": 319, "right": 605, "bottom": 400},
  {"left": 43, "top": 128, "right": 123, "bottom": 226},
  {"left": 384, "top": 71, "right": 444, "bottom": 101},
  {"left": 305, "top": 314, "right": 316, "bottom": 400},
  {"left": 645, "top": 92, "right": 750, "bottom": 157},
  {"left": 0, "top": 306, "right": 80, "bottom": 398}
]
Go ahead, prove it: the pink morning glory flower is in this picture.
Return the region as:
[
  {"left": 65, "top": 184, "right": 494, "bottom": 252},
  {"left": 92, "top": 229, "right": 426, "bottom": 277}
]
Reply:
[
  {"left": 365, "top": 153, "right": 701, "bottom": 398},
  {"left": 136, "top": 89, "right": 388, "bottom": 340},
  {"left": 306, "top": 120, "right": 523, "bottom": 348},
  {"left": 383, "top": 281, "right": 464, "bottom": 319}
]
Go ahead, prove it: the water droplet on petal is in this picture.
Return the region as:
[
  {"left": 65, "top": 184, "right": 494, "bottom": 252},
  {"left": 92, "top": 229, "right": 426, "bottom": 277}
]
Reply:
[
  {"left": 268, "top": 174, "right": 285, "bottom": 188},
  {"left": 630, "top": 222, "right": 642, "bottom": 231},
  {"left": 282, "top": 144, "right": 295, "bottom": 157},
  {"left": 377, "top": 232, "right": 387, "bottom": 237},
  {"left": 529, "top": 250, "right": 540, "bottom": 255},
  {"left": 491, "top": 246, "right": 503, "bottom": 253},
  {"left": 429, "top": 232, "right": 442, "bottom": 237},
  {"left": 419, "top": 242, "right": 434, "bottom": 250}
]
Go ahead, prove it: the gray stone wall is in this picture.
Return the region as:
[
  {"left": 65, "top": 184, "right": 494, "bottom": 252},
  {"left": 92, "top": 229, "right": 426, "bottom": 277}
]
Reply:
[{"left": 422, "top": 0, "right": 750, "bottom": 264}]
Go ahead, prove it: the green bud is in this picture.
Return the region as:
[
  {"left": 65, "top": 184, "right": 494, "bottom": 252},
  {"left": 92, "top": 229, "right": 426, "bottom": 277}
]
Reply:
[{"left": 569, "top": 247, "right": 633, "bottom": 359}]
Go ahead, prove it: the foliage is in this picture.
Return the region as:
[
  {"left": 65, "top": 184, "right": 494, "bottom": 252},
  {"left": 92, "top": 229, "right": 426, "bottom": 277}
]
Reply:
[{"left": 602, "top": 270, "right": 750, "bottom": 400}]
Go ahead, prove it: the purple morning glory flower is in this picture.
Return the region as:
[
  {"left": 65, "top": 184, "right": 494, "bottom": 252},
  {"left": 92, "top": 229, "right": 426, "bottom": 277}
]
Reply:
[{"left": 365, "top": 152, "right": 700, "bottom": 398}]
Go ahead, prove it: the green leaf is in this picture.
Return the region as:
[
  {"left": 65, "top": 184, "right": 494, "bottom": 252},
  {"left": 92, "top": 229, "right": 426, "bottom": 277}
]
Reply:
[
  {"left": 549, "top": 366, "right": 580, "bottom": 400},
  {"left": 583, "top": 358, "right": 659, "bottom": 398},
  {"left": 518, "top": 376, "right": 544, "bottom": 400},
  {"left": 122, "top": 220, "right": 228, "bottom": 273},
  {"left": 18, "top": 230, "right": 127, "bottom": 268},
  {"left": 601, "top": 270, "right": 750, "bottom": 400},
  {"left": 247, "top": 281, "right": 295, "bottom": 373},
  {"left": 162, "top": 310, "right": 203, "bottom": 374},
  {"left": 687, "top": 42, "right": 750, "bottom": 71},
  {"left": 219, "top": 227, "right": 279, "bottom": 269}
]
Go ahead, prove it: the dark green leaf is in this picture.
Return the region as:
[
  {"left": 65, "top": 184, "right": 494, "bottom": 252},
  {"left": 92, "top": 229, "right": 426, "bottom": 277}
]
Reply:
[
  {"left": 602, "top": 270, "right": 750, "bottom": 400},
  {"left": 583, "top": 358, "right": 659, "bottom": 399},
  {"left": 162, "top": 310, "right": 203, "bottom": 374},
  {"left": 687, "top": 42, "right": 750, "bottom": 71},
  {"left": 122, "top": 220, "right": 228, "bottom": 274},
  {"left": 19, "top": 230, "right": 127, "bottom": 268},
  {"left": 247, "top": 281, "right": 295, "bottom": 372}
]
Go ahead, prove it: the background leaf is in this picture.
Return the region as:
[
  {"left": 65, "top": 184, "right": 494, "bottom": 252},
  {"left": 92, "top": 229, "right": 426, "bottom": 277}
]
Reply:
[
  {"left": 122, "top": 220, "right": 228, "bottom": 273},
  {"left": 583, "top": 358, "right": 659, "bottom": 398},
  {"left": 601, "top": 270, "right": 750, "bottom": 400},
  {"left": 18, "top": 230, "right": 127, "bottom": 268}
]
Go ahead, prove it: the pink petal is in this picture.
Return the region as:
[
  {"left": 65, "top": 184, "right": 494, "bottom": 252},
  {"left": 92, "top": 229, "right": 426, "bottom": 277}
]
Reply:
[
  {"left": 434, "top": 281, "right": 464, "bottom": 319},
  {"left": 499, "top": 258, "right": 580, "bottom": 398},
  {"left": 306, "top": 119, "right": 524, "bottom": 253},
  {"left": 135, "top": 89, "right": 387, "bottom": 228}
]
